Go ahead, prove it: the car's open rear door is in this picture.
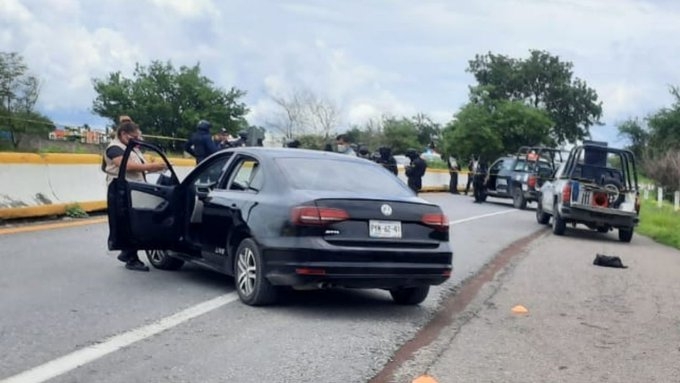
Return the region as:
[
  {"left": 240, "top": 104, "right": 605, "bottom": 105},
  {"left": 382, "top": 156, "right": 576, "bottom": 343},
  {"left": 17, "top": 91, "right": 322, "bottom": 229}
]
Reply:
[{"left": 107, "top": 139, "right": 183, "bottom": 252}]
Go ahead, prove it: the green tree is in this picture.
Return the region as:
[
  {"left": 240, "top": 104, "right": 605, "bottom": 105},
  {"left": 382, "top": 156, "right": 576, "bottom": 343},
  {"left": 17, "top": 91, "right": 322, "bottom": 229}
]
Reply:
[
  {"left": 91, "top": 60, "right": 250, "bottom": 142},
  {"left": 382, "top": 116, "right": 421, "bottom": 154},
  {"left": 616, "top": 117, "right": 649, "bottom": 161},
  {"left": 412, "top": 113, "right": 442, "bottom": 147},
  {"left": 646, "top": 86, "right": 680, "bottom": 152},
  {"left": 441, "top": 99, "right": 552, "bottom": 163},
  {"left": 0, "top": 52, "right": 53, "bottom": 148},
  {"left": 467, "top": 49, "right": 602, "bottom": 144}
]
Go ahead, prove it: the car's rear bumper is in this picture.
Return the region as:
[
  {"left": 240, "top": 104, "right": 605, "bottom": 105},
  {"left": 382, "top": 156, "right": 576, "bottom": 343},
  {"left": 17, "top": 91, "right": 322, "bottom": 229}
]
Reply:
[
  {"left": 559, "top": 205, "right": 639, "bottom": 228},
  {"left": 260, "top": 238, "right": 453, "bottom": 289}
]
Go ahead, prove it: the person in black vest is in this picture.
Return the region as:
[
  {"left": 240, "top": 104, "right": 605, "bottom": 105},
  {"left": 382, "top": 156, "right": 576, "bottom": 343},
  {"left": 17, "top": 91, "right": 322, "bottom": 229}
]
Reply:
[
  {"left": 184, "top": 120, "right": 219, "bottom": 164},
  {"left": 404, "top": 148, "right": 427, "bottom": 193},
  {"left": 445, "top": 153, "right": 460, "bottom": 194},
  {"left": 376, "top": 146, "right": 398, "bottom": 176}
]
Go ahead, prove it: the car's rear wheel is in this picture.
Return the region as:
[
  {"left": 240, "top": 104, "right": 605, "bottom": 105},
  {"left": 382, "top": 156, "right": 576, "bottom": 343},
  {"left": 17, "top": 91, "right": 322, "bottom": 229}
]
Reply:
[
  {"left": 618, "top": 227, "right": 634, "bottom": 243},
  {"left": 513, "top": 186, "right": 527, "bottom": 210},
  {"left": 552, "top": 203, "right": 566, "bottom": 235},
  {"left": 145, "top": 250, "right": 184, "bottom": 270},
  {"left": 389, "top": 285, "right": 430, "bottom": 305},
  {"left": 234, "top": 238, "right": 278, "bottom": 306},
  {"left": 536, "top": 200, "right": 550, "bottom": 224}
]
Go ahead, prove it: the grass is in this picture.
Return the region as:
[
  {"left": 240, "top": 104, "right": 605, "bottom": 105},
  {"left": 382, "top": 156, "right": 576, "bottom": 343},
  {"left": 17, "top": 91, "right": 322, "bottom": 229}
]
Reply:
[{"left": 638, "top": 197, "right": 680, "bottom": 249}]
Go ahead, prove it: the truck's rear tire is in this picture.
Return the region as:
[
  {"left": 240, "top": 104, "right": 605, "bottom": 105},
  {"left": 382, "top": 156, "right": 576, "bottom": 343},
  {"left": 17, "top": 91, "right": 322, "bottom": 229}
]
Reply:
[
  {"left": 513, "top": 186, "right": 527, "bottom": 210},
  {"left": 618, "top": 227, "right": 634, "bottom": 243}
]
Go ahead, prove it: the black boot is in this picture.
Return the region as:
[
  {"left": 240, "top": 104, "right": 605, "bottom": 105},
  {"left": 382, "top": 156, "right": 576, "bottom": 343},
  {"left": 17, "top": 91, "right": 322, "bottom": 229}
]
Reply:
[{"left": 125, "top": 258, "right": 150, "bottom": 272}]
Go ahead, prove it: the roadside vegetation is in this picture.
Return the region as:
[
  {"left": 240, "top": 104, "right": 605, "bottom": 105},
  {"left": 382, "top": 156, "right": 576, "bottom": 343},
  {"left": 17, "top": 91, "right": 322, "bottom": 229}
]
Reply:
[{"left": 638, "top": 198, "right": 680, "bottom": 249}]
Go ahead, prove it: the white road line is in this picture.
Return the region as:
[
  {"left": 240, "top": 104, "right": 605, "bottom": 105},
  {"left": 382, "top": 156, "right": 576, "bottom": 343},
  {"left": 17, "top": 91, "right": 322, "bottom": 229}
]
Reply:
[
  {"left": 1, "top": 293, "right": 240, "bottom": 383},
  {"left": 449, "top": 209, "right": 519, "bottom": 225}
]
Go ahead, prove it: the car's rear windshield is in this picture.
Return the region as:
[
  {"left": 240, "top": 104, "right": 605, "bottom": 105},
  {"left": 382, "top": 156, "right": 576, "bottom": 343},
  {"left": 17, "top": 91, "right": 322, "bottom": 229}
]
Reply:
[{"left": 275, "top": 157, "right": 412, "bottom": 196}]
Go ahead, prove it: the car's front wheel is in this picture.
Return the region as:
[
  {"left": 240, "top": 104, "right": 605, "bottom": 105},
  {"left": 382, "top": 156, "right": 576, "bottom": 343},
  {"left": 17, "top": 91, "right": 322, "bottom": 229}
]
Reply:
[
  {"left": 145, "top": 250, "right": 184, "bottom": 270},
  {"left": 234, "top": 238, "right": 278, "bottom": 306},
  {"left": 389, "top": 285, "right": 430, "bottom": 305}
]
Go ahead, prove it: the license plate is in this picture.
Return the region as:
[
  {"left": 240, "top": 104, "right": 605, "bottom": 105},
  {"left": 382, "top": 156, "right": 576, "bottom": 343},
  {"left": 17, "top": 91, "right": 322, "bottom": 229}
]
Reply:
[{"left": 369, "top": 220, "right": 402, "bottom": 238}]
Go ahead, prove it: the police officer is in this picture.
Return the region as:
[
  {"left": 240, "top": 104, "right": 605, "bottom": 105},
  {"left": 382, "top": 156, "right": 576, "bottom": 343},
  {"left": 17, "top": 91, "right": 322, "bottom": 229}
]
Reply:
[
  {"left": 472, "top": 157, "right": 489, "bottom": 203},
  {"left": 184, "top": 120, "right": 219, "bottom": 164},
  {"left": 404, "top": 148, "right": 427, "bottom": 193},
  {"left": 376, "top": 146, "right": 398, "bottom": 176},
  {"left": 446, "top": 153, "right": 460, "bottom": 194}
]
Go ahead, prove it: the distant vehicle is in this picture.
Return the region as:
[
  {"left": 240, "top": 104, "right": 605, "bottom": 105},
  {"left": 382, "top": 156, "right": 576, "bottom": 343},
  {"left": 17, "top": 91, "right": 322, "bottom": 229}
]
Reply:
[
  {"left": 535, "top": 141, "right": 641, "bottom": 242},
  {"left": 474, "top": 146, "right": 565, "bottom": 209},
  {"left": 108, "top": 141, "right": 454, "bottom": 306}
]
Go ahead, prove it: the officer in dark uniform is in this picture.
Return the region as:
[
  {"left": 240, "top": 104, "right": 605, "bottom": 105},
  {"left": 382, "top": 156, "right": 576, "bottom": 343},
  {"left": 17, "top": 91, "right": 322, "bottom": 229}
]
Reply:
[
  {"left": 376, "top": 146, "right": 398, "bottom": 176},
  {"left": 184, "top": 120, "right": 219, "bottom": 164},
  {"left": 404, "top": 148, "right": 427, "bottom": 193},
  {"left": 472, "top": 158, "right": 489, "bottom": 203}
]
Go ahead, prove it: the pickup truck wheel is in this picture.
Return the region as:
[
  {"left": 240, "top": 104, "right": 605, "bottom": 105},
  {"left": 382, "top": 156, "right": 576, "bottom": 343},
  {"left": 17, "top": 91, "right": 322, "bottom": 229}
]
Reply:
[
  {"left": 512, "top": 186, "right": 527, "bottom": 210},
  {"left": 390, "top": 285, "right": 430, "bottom": 305},
  {"left": 618, "top": 227, "right": 634, "bottom": 243},
  {"left": 552, "top": 203, "right": 566, "bottom": 235},
  {"left": 536, "top": 200, "right": 550, "bottom": 224},
  {"left": 234, "top": 238, "right": 278, "bottom": 306}
]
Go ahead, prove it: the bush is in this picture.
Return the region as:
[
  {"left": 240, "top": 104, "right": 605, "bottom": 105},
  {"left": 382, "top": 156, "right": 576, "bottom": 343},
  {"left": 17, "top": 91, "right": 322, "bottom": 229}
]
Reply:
[
  {"left": 65, "top": 204, "right": 89, "bottom": 218},
  {"left": 642, "top": 150, "right": 680, "bottom": 194}
]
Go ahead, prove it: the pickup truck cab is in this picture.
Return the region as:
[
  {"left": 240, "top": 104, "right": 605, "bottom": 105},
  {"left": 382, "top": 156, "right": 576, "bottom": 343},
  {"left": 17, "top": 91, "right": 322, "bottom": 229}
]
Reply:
[
  {"left": 536, "top": 141, "right": 641, "bottom": 242},
  {"left": 476, "top": 146, "right": 564, "bottom": 209}
]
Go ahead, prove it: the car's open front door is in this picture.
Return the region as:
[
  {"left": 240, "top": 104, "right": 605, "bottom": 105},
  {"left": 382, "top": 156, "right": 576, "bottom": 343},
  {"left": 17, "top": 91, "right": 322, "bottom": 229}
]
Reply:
[{"left": 107, "top": 139, "right": 182, "bottom": 252}]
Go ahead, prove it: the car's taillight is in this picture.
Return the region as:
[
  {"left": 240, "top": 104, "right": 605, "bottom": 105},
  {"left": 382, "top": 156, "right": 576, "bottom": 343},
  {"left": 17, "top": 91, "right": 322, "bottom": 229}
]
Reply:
[
  {"left": 291, "top": 206, "right": 349, "bottom": 226},
  {"left": 527, "top": 175, "right": 537, "bottom": 189},
  {"left": 421, "top": 213, "right": 450, "bottom": 232},
  {"left": 635, "top": 194, "right": 641, "bottom": 214},
  {"left": 562, "top": 183, "right": 572, "bottom": 204}
]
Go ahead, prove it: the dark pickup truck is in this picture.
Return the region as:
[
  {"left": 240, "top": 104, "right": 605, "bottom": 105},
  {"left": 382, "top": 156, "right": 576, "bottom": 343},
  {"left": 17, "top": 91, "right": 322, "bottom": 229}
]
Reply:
[{"left": 474, "top": 146, "right": 565, "bottom": 209}]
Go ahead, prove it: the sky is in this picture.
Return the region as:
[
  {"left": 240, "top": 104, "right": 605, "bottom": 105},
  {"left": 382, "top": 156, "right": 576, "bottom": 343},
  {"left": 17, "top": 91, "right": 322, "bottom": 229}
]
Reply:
[{"left": 2, "top": 0, "right": 680, "bottom": 145}]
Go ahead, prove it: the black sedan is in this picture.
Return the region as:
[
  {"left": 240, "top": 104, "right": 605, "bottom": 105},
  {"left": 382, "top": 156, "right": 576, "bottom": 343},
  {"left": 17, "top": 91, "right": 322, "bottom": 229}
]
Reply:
[{"left": 108, "top": 141, "right": 454, "bottom": 306}]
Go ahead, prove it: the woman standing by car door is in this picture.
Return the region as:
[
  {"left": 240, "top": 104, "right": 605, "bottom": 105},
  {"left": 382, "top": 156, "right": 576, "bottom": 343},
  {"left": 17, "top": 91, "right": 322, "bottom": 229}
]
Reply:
[{"left": 103, "top": 120, "right": 167, "bottom": 271}]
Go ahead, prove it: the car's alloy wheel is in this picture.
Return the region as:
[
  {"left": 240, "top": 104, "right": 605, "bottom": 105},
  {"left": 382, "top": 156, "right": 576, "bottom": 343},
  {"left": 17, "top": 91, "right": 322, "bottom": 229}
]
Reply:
[
  {"left": 234, "top": 238, "right": 278, "bottom": 306},
  {"left": 145, "top": 249, "right": 184, "bottom": 270}
]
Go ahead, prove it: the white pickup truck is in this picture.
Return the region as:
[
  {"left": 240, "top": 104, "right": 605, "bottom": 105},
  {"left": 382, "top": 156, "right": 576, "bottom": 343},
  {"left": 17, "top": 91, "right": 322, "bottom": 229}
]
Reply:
[{"left": 535, "top": 141, "right": 641, "bottom": 243}]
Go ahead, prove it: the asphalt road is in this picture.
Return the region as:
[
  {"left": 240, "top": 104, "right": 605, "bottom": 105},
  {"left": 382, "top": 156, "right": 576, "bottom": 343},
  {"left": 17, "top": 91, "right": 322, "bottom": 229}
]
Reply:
[
  {"left": 393, "top": 219, "right": 680, "bottom": 383},
  {"left": 0, "top": 193, "right": 543, "bottom": 383}
]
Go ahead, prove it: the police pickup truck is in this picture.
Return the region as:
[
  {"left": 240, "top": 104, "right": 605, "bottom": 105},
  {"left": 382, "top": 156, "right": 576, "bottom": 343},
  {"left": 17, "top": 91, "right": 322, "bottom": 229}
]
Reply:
[
  {"left": 535, "top": 141, "right": 641, "bottom": 242},
  {"left": 475, "top": 146, "right": 564, "bottom": 209}
]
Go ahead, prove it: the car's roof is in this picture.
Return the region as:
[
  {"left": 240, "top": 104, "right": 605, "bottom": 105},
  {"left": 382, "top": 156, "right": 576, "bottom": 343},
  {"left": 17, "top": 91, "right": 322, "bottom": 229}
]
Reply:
[{"left": 219, "top": 146, "right": 371, "bottom": 162}]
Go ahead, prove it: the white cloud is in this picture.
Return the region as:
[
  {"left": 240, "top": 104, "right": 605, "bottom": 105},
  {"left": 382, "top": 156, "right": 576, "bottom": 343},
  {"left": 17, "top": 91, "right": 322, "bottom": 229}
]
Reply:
[{"left": 0, "top": 0, "right": 678, "bottom": 144}]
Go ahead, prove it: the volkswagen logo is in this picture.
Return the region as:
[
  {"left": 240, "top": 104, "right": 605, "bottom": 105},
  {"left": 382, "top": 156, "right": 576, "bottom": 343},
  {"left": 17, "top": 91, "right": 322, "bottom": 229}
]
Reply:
[{"left": 380, "top": 204, "right": 392, "bottom": 216}]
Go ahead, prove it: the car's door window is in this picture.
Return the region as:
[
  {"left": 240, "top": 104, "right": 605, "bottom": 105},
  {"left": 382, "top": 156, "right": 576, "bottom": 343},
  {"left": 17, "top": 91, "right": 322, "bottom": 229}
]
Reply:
[
  {"left": 193, "top": 156, "right": 231, "bottom": 188},
  {"left": 225, "top": 157, "right": 262, "bottom": 192},
  {"left": 489, "top": 159, "right": 504, "bottom": 174}
]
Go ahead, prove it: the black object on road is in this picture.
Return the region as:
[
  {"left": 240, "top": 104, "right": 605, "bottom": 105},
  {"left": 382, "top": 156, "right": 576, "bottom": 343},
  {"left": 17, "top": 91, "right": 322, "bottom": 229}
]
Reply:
[{"left": 593, "top": 254, "right": 628, "bottom": 269}]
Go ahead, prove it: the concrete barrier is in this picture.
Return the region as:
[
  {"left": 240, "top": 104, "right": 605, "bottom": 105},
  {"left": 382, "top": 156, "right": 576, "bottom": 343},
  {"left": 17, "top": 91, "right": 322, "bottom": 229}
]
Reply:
[{"left": 0, "top": 152, "right": 469, "bottom": 220}]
